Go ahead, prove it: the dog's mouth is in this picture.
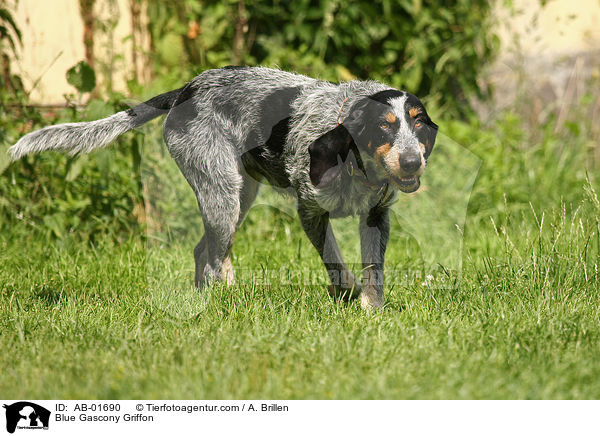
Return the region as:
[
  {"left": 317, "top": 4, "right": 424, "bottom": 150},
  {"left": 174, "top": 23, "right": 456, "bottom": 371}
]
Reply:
[
  {"left": 390, "top": 175, "right": 420, "bottom": 193},
  {"left": 369, "top": 159, "right": 422, "bottom": 193}
]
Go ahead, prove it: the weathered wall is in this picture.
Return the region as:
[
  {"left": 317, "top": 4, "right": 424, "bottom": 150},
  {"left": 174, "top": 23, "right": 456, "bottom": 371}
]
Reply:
[
  {"left": 483, "top": 0, "right": 600, "bottom": 119},
  {"left": 12, "top": 0, "right": 600, "bottom": 105},
  {"left": 495, "top": 0, "right": 600, "bottom": 58},
  {"left": 14, "top": 0, "right": 147, "bottom": 104}
]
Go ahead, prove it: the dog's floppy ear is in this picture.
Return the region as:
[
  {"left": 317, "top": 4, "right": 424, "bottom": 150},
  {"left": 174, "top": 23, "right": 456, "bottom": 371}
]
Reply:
[
  {"left": 309, "top": 124, "right": 354, "bottom": 187},
  {"left": 419, "top": 120, "right": 438, "bottom": 159},
  {"left": 341, "top": 98, "right": 371, "bottom": 141}
]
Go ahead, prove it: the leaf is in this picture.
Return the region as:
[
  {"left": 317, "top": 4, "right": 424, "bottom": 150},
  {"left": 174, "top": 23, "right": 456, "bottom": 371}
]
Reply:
[
  {"left": 405, "top": 62, "right": 423, "bottom": 92},
  {"left": 0, "top": 145, "right": 10, "bottom": 175},
  {"left": 157, "top": 32, "right": 184, "bottom": 66},
  {"left": 43, "top": 214, "right": 65, "bottom": 239},
  {"left": 0, "top": 7, "right": 23, "bottom": 44},
  {"left": 564, "top": 121, "right": 580, "bottom": 137},
  {"left": 335, "top": 65, "right": 356, "bottom": 81},
  {"left": 65, "top": 155, "right": 89, "bottom": 182},
  {"left": 66, "top": 61, "right": 96, "bottom": 94}
]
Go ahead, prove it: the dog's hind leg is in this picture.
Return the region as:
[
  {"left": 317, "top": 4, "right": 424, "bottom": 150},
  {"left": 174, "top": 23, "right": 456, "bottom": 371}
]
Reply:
[
  {"left": 193, "top": 237, "right": 208, "bottom": 288},
  {"left": 163, "top": 99, "right": 249, "bottom": 289},
  {"left": 297, "top": 203, "right": 361, "bottom": 301},
  {"left": 225, "top": 176, "right": 260, "bottom": 284},
  {"left": 193, "top": 234, "right": 235, "bottom": 288},
  {"left": 196, "top": 183, "right": 241, "bottom": 288},
  {"left": 193, "top": 174, "right": 259, "bottom": 288}
]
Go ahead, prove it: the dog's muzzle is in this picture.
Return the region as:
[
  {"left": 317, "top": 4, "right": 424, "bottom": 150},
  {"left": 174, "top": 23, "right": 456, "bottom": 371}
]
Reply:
[
  {"left": 394, "top": 148, "right": 424, "bottom": 193},
  {"left": 399, "top": 151, "right": 422, "bottom": 173}
]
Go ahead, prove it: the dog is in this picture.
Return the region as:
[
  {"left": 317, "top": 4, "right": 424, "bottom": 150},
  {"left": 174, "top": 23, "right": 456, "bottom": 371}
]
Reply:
[{"left": 10, "top": 66, "right": 438, "bottom": 309}]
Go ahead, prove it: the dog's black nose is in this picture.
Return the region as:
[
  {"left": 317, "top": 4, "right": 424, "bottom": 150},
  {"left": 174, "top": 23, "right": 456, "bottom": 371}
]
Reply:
[{"left": 399, "top": 154, "right": 422, "bottom": 173}]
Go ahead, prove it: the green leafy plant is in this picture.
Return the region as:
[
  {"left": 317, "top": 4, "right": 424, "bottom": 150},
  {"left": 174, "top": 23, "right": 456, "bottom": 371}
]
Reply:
[
  {"left": 0, "top": 0, "right": 25, "bottom": 105},
  {"left": 146, "top": 0, "right": 499, "bottom": 116},
  {"left": 0, "top": 1, "right": 21, "bottom": 56},
  {"left": 66, "top": 60, "right": 97, "bottom": 94}
]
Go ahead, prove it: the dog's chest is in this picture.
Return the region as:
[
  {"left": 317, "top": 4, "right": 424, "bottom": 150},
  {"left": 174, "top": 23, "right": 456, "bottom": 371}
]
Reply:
[{"left": 314, "top": 176, "right": 392, "bottom": 217}]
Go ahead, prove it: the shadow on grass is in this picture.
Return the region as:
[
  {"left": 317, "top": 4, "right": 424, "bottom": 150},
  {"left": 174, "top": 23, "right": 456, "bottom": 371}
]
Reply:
[{"left": 33, "top": 285, "right": 63, "bottom": 305}]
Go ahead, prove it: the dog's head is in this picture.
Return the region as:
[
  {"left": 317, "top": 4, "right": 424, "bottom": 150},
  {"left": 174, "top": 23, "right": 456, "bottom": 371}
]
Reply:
[{"left": 309, "top": 90, "right": 438, "bottom": 193}]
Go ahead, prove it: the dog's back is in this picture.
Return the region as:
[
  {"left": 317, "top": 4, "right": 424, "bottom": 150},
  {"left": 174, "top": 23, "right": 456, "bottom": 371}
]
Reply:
[{"left": 8, "top": 66, "right": 315, "bottom": 161}]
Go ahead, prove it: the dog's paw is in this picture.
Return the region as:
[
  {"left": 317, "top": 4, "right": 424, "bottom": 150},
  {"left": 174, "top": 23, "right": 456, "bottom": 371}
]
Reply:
[
  {"left": 221, "top": 256, "right": 235, "bottom": 286},
  {"left": 359, "top": 287, "right": 383, "bottom": 310}
]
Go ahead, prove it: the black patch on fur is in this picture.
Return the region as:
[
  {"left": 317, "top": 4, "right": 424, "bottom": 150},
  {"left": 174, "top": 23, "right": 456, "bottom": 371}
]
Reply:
[
  {"left": 368, "top": 89, "right": 405, "bottom": 105},
  {"left": 162, "top": 81, "right": 202, "bottom": 135},
  {"left": 241, "top": 86, "right": 303, "bottom": 187},
  {"left": 342, "top": 97, "right": 396, "bottom": 155},
  {"left": 173, "top": 81, "right": 199, "bottom": 107},
  {"left": 308, "top": 124, "right": 357, "bottom": 187},
  {"left": 126, "top": 86, "right": 185, "bottom": 127}
]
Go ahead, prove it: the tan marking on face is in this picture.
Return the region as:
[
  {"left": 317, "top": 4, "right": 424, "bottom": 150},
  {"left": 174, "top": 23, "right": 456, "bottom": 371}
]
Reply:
[
  {"left": 374, "top": 143, "right": 391, "bottom": 162},
  {"left": 420, "top": 142, "right": 426, "bottom": 154},
  {"left": 409, "top": 107, "right": 421, "bottom": 118},
  {"left": 385, "top": 112, "right": 397, "bottom": 123},
  {"left": 374, "top": 142, "right": 402, "bottom": 174}
]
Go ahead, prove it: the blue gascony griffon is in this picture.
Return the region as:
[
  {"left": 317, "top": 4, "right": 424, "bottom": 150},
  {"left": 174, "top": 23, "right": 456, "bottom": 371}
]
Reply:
[{"left": 10, "top": 66, "right": 438, "bottom": 309}]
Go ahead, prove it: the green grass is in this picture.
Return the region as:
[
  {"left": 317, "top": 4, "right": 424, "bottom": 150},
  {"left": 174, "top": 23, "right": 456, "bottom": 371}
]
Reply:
[
  {"left": 2, "top": 107, "right": 600, "bottom": 399},
  {"left": 1, "top": 179, "right": 599, "bottom": 399}
]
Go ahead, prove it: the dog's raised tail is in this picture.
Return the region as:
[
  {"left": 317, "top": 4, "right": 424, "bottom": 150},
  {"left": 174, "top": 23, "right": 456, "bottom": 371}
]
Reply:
[{"left": 9, "top": 86, "right": 185, "bottom": 160}]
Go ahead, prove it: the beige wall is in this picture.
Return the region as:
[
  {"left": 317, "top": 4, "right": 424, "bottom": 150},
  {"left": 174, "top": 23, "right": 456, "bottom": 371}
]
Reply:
[
  {"left": 14, "top": 0, "right": 141, "bottom": 104},
  {"left": 12, "top": 0, "right": 600, "bottom": 104},
  {"left": 495, "top": 0, "right": 600, "bottom": 58},
  {"left": 484, "top": 0, "right": 600, "bottom": 115}
]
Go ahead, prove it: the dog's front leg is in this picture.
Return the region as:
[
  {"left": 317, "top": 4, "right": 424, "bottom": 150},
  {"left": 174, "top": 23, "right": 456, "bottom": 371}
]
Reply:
[
  {"left": 297, "top": 204, "right": 361, "bottom": 300},
  {"left": 359, "top": 207, "right": 390, "bottom": 309}
]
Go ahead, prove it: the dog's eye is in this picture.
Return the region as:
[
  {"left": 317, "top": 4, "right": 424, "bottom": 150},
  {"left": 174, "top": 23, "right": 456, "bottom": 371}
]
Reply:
[
  {"left": 414, "top": 119, "right": 424, "bottom": 128},
  {"left": 380, "top": 122, "right": 390, "bottom": 130}
]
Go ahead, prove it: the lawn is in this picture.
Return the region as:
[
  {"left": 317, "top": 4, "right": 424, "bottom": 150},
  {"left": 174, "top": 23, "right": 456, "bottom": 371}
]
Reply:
[{"left": 1, "top": 115, "right": 599, "bottom": 399}]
